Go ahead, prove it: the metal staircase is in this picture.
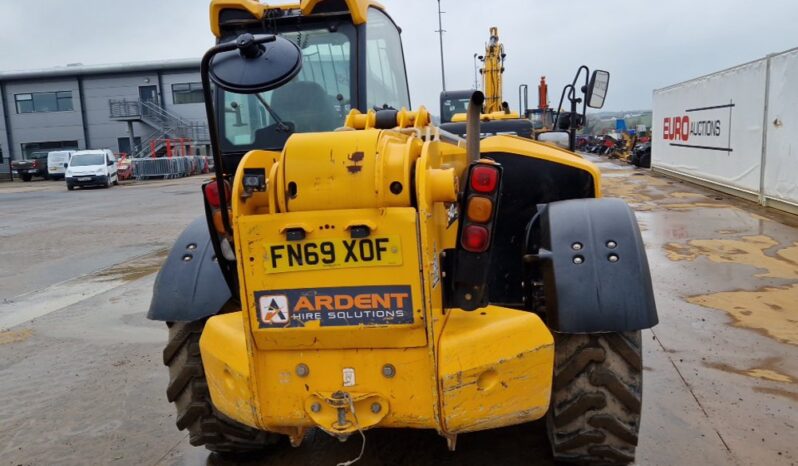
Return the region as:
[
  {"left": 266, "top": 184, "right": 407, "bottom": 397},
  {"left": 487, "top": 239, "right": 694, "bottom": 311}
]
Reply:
[{"left": 109, "top": 99, "right": 209, "bottom": 158}]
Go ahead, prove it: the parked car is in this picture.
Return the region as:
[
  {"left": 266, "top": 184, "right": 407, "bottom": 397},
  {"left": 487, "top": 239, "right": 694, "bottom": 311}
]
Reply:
[
  {"left": 65, "top": 149, "right": 119, "bottom": 190},
  {"left": 46, "top": 150, "right": 75, "bottom": 180},
  {"left": 11, "top": 152, "right": 50, "bottom": 181}
]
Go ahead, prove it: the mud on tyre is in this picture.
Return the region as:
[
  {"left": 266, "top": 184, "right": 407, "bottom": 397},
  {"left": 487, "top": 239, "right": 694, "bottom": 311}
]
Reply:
[
  {"left": 547, "top": 331, "right": 642, "bottom": 465},
  {"left": 163, "top": 320, "right": 280, "bottom": 453}
]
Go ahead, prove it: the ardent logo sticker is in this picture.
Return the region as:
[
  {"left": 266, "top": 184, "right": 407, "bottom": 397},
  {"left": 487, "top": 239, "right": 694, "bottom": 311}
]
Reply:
[
  {"left": 258, "top": 295, "right": 289, "bottom": 325},
  {"left": 254, "top": 285, "right": 413, "bottom": 328}
]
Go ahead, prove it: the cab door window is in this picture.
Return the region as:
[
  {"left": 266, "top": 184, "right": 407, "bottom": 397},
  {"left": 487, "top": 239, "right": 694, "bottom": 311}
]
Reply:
[{"left": 365, "top": 8, "right": 410, "bottom": 110}]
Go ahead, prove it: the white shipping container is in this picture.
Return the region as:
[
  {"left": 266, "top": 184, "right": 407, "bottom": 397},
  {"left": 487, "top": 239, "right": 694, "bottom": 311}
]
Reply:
[
  {"left": 762, "top": 48, "right": 798, "bottom": 206},
  {"left": 652, "top": 47, "right": 798, "bottom": 212}
]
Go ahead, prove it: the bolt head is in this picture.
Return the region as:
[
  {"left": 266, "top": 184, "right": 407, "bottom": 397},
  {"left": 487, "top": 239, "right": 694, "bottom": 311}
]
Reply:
[
  {"left": 606, "top": 240, "right": 617, "bottom": 249},
  {"left": 382, "top": 364, "right": 396, "bottom": 378},
  {"left": 464, "top": 293, "right": 473, "bottom": 301},
  {"left": 371, "top": 402, "right": 381, "bottom": 414},
  {"left": 296, "top": 363, "right": 309, "bottom": 377},
  {"left": 573, "top": 256, "right": 584, "bottom": 265},
  {"left": 608, "top": 254, "right": 619, "bottom": 263},
  {"left": 310, "top": 402, "right": 321, "bottom": 413},
  {"left": 571, "top": 242, "right": 583, "bottom": 251}
]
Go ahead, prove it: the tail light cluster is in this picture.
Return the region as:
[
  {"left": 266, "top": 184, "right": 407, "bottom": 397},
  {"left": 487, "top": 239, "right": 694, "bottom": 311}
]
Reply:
[
  {"left": 445, "top": 160, "right": 503, "bottom": 311},
  {"left": 460, "top": 163, "right": 501, "bottom": 253}
]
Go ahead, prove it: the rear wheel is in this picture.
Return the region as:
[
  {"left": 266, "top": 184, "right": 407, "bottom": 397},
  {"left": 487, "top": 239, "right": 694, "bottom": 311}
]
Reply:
[
  {"left": 547, "top": 331, "right": 642, "bottom": 465},
  {"left": 164, "top": 320, "right": 280, "bottom": 453},
  {"left": 20, "top": 174, "right": 32, "bottom": 182}
]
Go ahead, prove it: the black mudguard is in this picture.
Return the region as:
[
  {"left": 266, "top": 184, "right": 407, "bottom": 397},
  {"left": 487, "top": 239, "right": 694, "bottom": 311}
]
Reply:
[
  {"left": 526, "top": 198, "right": 658, "bottom": 333},
  {"left": 147, "top": 217, "right": 232, "bottom": 322}
]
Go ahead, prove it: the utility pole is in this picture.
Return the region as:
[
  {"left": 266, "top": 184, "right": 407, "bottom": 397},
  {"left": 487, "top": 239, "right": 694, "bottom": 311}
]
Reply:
[
  {"left": 436, "top": 0, "right": 446, "bottom": 91},
  {"left": 473, "top": 53, "right": 479, "bottom": 90}
]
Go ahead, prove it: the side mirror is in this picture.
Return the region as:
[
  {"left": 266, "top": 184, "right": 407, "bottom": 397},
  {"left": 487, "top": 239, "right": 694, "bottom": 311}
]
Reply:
[
  {"left": 537, "top": 131, "right": 571, "bottom": 149},
  {"left": 209, "top": 33, "right": 302, "bottom": 94},
  {"left": 107, "top": 159, "right": 113, "bottom": 166},
  {"left": 63, "top": 163, "right": 68, "bottom": 168},
  {"left": 587, "top": 70, "right": 610, "bottom": 109}
]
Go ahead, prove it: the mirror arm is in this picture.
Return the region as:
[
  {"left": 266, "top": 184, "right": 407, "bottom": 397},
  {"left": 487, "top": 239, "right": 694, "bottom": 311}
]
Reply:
[
  {"left": 552, "top": 84, "right": 572, "bottom": 133},
  {"left": 580, "top": 67, "right": 590, "bottom": 121},
  {"left": 201, "top": 41, "right": 239, "bottom": 237}
]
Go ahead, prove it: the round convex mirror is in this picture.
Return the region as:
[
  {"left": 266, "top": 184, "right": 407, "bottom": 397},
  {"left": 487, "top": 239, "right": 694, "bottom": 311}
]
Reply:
[{"left": 209, "top": 33, "right": 302, "bottom": 94}]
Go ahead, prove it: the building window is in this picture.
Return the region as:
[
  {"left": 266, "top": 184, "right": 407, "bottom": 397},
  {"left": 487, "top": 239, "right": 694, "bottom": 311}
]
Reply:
[
  {"left": 15, "top": 91, "right": 74, "bottom": 113},
  {"left": 172, "top": 83, "right": 204, "bottom": 104},
  {"left": 20, "top": 141, "right": 79, "bottom": 159}
]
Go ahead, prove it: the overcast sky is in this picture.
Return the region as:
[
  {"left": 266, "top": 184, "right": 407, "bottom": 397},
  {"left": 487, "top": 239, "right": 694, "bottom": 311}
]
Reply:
[{"left": 1, "top": 0, "right": 796, "bottom": 112}]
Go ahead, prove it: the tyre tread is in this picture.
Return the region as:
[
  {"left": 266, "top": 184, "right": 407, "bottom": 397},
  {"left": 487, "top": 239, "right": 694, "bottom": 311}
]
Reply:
[
  {"left": 163, "top": 321, "right": 278, "bottom": 453},
  {"left": 547, "top": 332, "right": 643, "bottom": 465}
]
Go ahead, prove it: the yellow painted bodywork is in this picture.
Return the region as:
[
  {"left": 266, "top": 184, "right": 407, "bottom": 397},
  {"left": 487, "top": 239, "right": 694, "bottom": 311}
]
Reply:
[
  {"left": 210, "top": 0, "right": 384, "bottom": 37},
  {"left": 438, "top": 307, "right": 554, "bottom": 433},
  {"left": 450, "top": 111, "right": 522, "bottom": 123},
  {"left": 199, "top": 109, "right": 599, "bottom": 437}
]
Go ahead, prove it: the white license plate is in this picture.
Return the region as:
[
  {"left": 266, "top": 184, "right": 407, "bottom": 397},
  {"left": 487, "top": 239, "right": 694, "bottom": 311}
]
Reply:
[{"left": 77, "top": 177, "right": 91, "bottom": 181}]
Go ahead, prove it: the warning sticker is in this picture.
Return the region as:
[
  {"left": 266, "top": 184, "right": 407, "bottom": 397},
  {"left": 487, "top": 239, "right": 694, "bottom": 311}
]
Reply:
[{"left": 254, "top": 285, "right": 413, "bottom": 328}]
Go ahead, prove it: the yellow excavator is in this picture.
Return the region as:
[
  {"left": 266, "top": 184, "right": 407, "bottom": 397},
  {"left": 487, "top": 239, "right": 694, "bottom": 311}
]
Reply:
[
  {"left": 147, "top": 1, "right": 657, "bottom": 464},
  {"left": 440, "top": 27, "right": 562, "bottom": 142},
  {"left": 439, "top": 27, "right": 519, "bottom": 125}
]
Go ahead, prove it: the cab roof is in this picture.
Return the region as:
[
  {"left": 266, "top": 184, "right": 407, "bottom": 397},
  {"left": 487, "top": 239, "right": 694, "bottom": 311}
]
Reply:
[{"left": 210, "top": 0, "right": 385, "bottom": 37}]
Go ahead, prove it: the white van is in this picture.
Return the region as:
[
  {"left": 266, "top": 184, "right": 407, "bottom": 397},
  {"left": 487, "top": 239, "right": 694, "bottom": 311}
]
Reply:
[
  {"left": 47, "top": 150, "right": 75, "bottom": 180},
  {"left": 65, "top": 149, "right": 118, "bottom": 190}
]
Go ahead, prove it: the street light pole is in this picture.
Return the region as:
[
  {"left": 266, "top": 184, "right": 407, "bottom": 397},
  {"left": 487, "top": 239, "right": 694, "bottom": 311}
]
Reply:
[{"left": 436, "top": 0, "right": 446, "bottom": 91}]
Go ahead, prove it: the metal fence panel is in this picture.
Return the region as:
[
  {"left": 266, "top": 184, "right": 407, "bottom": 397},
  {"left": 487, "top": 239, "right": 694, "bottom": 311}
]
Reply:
[{"left": 131, "top": 156, "right": 210, "bottom": 180}]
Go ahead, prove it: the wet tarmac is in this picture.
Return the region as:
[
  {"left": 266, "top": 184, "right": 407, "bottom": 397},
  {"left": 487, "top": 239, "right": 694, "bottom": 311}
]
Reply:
[{"left": 1, "top": 159, "right": 796, "bottom": 465}]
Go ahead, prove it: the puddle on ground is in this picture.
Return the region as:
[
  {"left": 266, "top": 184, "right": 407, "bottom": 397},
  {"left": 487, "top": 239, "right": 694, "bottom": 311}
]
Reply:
[
  {"left": 0, "top": 328, "right": 33, "bottom": 345},
  {"left": 746, "top": 369, "right": 793, "bottom": 383},
  {"left": 670, "top": 192, "right": 709, "bottom": 199},
  {"left": 705, "top": 359, "right": 794, "bottom": 383},
  {"left": 689, "top": 284, "right": 798, "bottom": 345},
  {"left": 753, "top": 386, "right": 798, "bottom": 402},
  {"left": 665, "top": 235, "right": 798, "bottom": 280},
  {"left": 666, "top": 235, "right": 798, "bottom": 345},
  {"left": 93, "top": 248, "right": 168, "bottom": 283},
  {"left": 0, "top": 248, "right": 169, "bottom": 330}
]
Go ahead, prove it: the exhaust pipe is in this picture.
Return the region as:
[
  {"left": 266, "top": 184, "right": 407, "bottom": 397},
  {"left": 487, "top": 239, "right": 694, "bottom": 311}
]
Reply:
[{"left": 466, "top": 91, "right": 485, "bottom": 163}]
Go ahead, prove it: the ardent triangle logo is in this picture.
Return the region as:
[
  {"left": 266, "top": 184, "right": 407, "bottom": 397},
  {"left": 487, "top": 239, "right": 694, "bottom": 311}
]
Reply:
[{"left": 258, "top": 295, "right": 289, "bottom": 324}]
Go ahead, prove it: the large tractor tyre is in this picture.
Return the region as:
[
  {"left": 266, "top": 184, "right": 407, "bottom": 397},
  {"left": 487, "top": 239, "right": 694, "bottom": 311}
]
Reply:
[
  {"left": 547, "top": 331, "right": 642, "bottom": 465},
  {"left": 163, "top": 320, "right": 280, "bottom": 453}
]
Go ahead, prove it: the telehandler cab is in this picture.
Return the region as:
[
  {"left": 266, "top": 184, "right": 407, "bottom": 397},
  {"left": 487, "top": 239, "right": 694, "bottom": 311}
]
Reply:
[{"left": 148, "top": 1, "right": 658, "bottom": 464}]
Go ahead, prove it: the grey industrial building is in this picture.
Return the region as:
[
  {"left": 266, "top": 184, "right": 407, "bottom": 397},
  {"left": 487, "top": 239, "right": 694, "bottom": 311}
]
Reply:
[{"left": 0, "top": 59, "right": 210, "bottom": 178}]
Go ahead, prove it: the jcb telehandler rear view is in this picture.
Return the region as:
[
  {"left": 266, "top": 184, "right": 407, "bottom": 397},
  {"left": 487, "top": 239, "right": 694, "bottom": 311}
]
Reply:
[{"left": 148, "top": 1, "right": 658, "bottom": 464}]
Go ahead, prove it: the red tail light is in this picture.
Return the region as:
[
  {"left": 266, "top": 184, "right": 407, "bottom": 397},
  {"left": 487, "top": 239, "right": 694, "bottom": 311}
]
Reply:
[
  {"left": 470, "top": 165, "right": 499, "bottom": 193},
  {"left": 204, "top": 180, "right": 230, "bottom": 209},
  {"left": 462, "top": 225, "right": 490, "bottom": 252}
]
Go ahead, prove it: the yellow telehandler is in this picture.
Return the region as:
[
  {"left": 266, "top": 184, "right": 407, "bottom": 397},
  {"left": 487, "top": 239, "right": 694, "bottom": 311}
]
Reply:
[{"left": 148, "top": 1, "right": 658, "bottom": 464}]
